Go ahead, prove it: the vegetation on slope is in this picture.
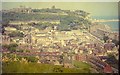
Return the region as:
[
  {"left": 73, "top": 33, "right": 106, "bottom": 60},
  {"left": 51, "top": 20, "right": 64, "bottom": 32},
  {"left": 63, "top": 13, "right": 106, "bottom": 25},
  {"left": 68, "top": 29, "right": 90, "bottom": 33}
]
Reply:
[{"left": 2, "top": 61, "right": 91, "bottom": 73}]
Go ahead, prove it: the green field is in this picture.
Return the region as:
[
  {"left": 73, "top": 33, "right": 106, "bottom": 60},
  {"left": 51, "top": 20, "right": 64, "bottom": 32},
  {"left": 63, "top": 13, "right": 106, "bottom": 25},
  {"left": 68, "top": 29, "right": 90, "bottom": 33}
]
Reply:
[
  {"left": 73, "top": 60, "right": 91, "bottom": 69},
  {"left": 2, "top": 61, "right": 91, "bottom": 73}
]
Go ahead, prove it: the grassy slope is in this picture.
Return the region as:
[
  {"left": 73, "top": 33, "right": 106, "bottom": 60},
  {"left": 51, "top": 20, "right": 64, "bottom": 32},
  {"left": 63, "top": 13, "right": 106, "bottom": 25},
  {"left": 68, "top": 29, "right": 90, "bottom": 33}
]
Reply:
[
  {"left": 73, "top": 60, "right": 91, "bottom": 69},
  {"left": 2, "top": 61, "right": 91, "bottom": 73}
]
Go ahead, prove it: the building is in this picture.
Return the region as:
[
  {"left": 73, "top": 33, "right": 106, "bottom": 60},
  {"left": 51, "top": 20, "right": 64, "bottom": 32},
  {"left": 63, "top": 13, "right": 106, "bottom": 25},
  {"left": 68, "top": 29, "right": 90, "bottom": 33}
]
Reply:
[
  {"left": 74, "top": 54, "right": 86, "bottom": 61},
  {"left": 2, "top": 35, "right": 10, "bottom": 44},
  {"left": 104, "top": 65, "right": 113, "bottom": 73}
]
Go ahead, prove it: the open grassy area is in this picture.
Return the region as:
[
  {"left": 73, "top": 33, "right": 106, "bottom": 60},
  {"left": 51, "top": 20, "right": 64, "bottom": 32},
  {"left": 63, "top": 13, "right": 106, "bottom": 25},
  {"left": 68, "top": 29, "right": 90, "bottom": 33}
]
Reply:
[
  {"left": 73, "top": 60, "right": 91, "bottom": 68},
  {"left": 2, "top": 61, "right": 91, "bottom": 73},
  {"left": 73, "top": 60, "right": 91, "bottom": 71}
]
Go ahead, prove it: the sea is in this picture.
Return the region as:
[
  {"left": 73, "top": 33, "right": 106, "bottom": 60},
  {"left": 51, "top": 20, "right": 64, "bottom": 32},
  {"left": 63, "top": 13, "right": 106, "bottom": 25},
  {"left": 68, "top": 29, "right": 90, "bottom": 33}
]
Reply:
[{"left": 92, "top": 16, "right": 119, "bottom": 32}]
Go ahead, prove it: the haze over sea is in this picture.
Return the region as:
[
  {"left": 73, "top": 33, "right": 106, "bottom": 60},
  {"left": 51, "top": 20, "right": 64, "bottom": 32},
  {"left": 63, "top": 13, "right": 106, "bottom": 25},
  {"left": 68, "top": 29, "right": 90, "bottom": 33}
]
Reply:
[{"left": 92, "top": 16, "right": 119, "bottom": 32}]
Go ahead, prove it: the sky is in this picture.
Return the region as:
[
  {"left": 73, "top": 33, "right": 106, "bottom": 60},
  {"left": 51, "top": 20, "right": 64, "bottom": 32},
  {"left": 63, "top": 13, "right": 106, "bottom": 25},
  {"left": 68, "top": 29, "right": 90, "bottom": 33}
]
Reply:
[
  {"left": 2, "top": 2, "right": 118, "bottom": 18},
  {"left": 1, "top": 0, "right": 120, "bottom": 2}
]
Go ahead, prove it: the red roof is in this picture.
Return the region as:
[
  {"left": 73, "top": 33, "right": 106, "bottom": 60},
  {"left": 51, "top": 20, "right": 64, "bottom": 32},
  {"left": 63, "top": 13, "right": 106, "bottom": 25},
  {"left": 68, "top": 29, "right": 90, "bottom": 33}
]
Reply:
[{"left": 104, "top": 65, "right": 113, "bottom": 73}]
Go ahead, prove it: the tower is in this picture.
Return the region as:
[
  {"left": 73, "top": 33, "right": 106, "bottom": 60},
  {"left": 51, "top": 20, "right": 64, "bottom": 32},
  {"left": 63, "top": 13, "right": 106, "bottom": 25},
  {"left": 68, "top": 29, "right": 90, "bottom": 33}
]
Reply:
[{"left": 52, "top": 5, "right": 55, "bottom": 9}]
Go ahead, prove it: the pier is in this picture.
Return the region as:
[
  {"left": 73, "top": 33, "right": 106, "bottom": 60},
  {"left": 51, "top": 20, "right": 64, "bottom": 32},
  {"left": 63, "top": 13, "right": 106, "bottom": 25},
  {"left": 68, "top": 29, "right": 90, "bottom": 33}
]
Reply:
[{"left": 93, "top": 19, "right": 119, "bottom": 23}]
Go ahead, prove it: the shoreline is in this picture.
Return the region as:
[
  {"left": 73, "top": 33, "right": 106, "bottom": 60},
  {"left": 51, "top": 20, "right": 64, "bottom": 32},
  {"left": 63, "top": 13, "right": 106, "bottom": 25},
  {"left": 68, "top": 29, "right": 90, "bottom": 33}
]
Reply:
[{"left": 97, "top": 21, "right": 119, "bottom": 32}]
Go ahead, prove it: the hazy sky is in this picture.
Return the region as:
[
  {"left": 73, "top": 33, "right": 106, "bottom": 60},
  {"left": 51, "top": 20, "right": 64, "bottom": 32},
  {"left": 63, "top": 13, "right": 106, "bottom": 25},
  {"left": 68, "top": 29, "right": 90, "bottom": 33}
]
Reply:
[
  {"left": 2, "top": 2, "right": 118, "bottom": 18},
  {"left": 2, "top": 0, "right": 119, "bottom": 2}
]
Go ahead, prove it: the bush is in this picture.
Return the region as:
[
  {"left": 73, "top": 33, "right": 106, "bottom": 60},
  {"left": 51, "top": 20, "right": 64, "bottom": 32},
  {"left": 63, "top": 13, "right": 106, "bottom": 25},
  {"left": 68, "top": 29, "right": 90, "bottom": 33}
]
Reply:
[
  {"left": 2, "top": 43, "right": 18, "bottom": 52},
  {"left": 25, "top": 56, "right": 38, "bottom": 62},
  {"left": 8, "top": 31, "right": 24, "bottom": 37}
]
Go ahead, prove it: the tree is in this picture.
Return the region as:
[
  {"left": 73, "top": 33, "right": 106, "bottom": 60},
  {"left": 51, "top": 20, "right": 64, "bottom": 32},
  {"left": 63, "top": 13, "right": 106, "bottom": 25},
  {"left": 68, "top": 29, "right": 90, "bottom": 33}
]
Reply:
[
  {"left": 3, "top": 43, "right": 18, "bottom": 52},
  {"left": 25, "top": 56, "right": 38, "bottom": 62},
  {"left": 9, "top": 47, "right": 16, "bottom": 52},
  {"left": 53, "top": 67, "right": 63, "bottom": 73},
  {"left": 106, "top": 53, "right": 118, "bottom": 65},
  {"left": 9, "top": 43, "right": 18, "bottom": 48},
  {"left": 2, "top": 20, "right": 10, "bottom": 27},
  {"left": 8, "top": 31, "right": 24, "bottom": 37},
  {"left": 2, "top": 44, "right": 9, "bottom": 49},
  {"left": 58, "top": 24, "right": 71, "bottom": 31},
  {"left": 52, "top": 6, "right": 56, "bottom": 9},
  {"left": 103, "top": 34, "right": 109, "bottom": 43}
]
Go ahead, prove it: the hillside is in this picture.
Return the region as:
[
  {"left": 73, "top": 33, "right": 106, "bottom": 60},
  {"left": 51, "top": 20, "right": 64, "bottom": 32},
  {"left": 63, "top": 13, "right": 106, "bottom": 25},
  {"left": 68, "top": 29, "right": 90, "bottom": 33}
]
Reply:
[
  {"left": 2, "top": 6, "right": 92, "bottom": 31},
  {"left": 2, "top": 61, "right": 91, "bottom": 73}
]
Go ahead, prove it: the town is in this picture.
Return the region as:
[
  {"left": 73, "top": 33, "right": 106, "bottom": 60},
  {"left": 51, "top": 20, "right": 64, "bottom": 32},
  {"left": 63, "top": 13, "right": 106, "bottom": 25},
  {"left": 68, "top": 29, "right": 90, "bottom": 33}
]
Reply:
[{"left": 1, "top": 6, "right": 119, "bottom": 73}]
